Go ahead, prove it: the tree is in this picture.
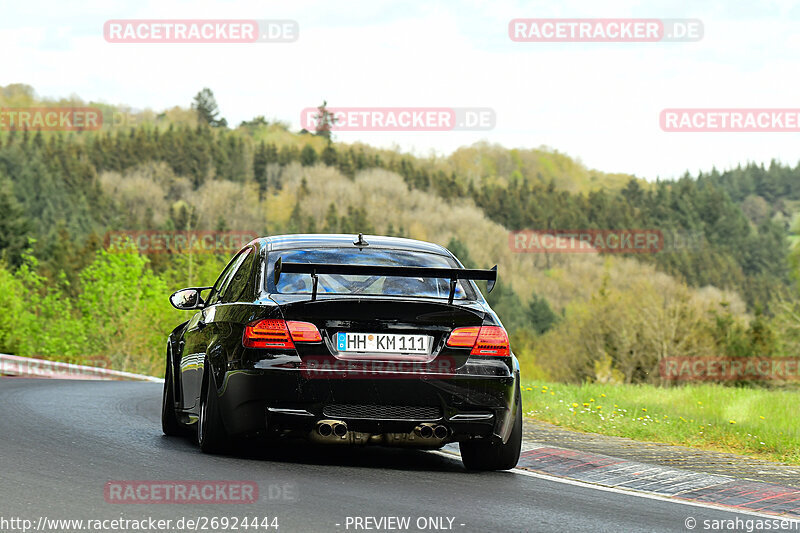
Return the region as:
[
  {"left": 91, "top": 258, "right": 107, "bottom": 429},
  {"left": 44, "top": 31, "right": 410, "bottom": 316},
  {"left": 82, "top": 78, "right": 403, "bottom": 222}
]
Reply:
[
  {"left": 446, "top": 238, "right": 476, "bottom": 268},
  {"left": 0, "top": 177, "right": 31, "bottom": 268},
  {"left": 286, "top": 201, "right": 303, "bottom": 233},
  {"left": 336, "top": 149, "right": 355, "bottom": 178},
  {"left": 485, "top": 280, "right": 526, "bottom": 333},
  {"left": 321, "top": 143, "right": 337, "bottom": 166},
  {"left": 298, "top": 177, "right": 310, "bottom": 198},
  {"left": 278, "top": 145, "right": 298, "bottom": 166},
  {"left": 323, "top": 203, "right": 339, "bottom": 233},
  {"left": 191, "top": 88, "right": 227, "bottom": 128},
  {"left": 300, "top": 144, "right": 318, "bottom": 166},
  {"left": 253, "top": 141, "right": 268, "bottom": 195},
  {"left": 341, "top": 206, "right": 373, "bottom": 234},
  {"left": 169, "top": 201, "right": 197, "bottom": 231},
  {"left": 239, "top": 116, "right": 269, "bottom": 128},
  {"left": 313, "top": 100, "right": 338, "bottom": 139},
  {"left": 215, "top": 215, "right": 229, "bottom": 232},
  {"left": 526, "top": 294, "right": 559, "bottom": 335}
]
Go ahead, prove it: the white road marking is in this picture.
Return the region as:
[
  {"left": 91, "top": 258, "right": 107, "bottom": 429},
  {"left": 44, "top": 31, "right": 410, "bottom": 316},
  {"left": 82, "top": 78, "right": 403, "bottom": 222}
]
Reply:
[{"left": 432, "top": 449, "right": 800, "bottom": 521}]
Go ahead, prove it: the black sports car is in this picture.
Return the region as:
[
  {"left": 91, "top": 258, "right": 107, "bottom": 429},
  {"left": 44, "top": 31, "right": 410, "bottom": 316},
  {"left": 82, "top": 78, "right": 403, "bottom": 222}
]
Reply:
[{"left": 163, "top": 233, "right": 522, "bottom": 471}]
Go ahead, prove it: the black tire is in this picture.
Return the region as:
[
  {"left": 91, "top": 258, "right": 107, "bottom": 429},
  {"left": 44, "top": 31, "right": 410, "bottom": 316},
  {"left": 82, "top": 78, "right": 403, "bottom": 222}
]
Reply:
[
  {"left": 197, "top": 363, "right": 228, "bottom": 453},
  {"left": 161, "top": 352, "right": 183, "bottom": 436},
  {"left": 460, "top": 395, "right": 522, "bottom": 471}
]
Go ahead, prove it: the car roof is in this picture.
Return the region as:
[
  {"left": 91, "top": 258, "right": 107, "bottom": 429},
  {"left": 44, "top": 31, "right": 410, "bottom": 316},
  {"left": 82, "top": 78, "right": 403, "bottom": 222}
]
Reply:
[{"left": 255, "top": 234, "right": 453, "bottom": 256}]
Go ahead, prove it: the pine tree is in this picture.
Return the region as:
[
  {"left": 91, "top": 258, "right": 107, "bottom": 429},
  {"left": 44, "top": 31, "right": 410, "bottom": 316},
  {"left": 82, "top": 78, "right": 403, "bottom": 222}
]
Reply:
[
  {"left": 323, "top": 203, "right": 339, "bottom": 233},
  {"left": 300, "top": 144, "right": 318, "bottom": 166},
  {"left": 191, "top": 88, "right": 228, "bottom": 127},
  {"left": 0, "top": 177, "right": 31, "bottom": 268},
  {"left": 313, "top": 100, "right": 338, "bottom": 139},
  {"left": 254, "top": 141, "right": 268, "bottom": 195},
  {"left": 321, "top": 143, "right": 337, "bottom": 166},
  {"left": 526, "top": 294, "right": 560, "bottom": 335}
]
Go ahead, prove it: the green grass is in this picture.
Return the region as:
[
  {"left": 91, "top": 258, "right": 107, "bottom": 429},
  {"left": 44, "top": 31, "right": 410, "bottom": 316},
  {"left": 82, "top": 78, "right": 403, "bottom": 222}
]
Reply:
[{"left": 521, "top": 380, "right": 800, "bottom": 464}]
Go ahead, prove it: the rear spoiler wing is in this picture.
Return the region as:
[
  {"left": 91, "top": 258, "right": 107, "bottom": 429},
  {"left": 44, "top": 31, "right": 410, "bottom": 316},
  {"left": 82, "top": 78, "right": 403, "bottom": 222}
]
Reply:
[{"left": 273, "top": 258, "right": 497, "bottom": 303}]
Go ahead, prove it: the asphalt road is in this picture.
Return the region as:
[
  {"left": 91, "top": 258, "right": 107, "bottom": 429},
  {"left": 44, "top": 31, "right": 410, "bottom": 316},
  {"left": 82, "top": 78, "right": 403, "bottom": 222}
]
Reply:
[{"left": 0, "top": 379, "right": 767, "bottom": 532}]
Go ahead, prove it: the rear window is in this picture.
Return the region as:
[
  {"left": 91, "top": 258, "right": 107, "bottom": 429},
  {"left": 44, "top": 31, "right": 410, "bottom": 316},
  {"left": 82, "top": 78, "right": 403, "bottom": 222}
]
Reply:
[{"left": 265, "top": 248, "right": 476, "bottom": 300}]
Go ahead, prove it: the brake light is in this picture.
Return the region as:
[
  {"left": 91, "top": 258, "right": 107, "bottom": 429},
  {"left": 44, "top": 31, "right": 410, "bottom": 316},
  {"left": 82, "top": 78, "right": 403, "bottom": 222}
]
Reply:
[
  {"left": 446, "top": 326, "right": 480, "bottom": 347},
  {"left": 471, "top": 326, "right": 510, "bottom": 356},
  {"left": 287, "top": 321, "right": 322, "bottom": 342},
  {"left": 243, "top": 319, "right": 322, "bottom": 349},
  {"left": 243, "top": 319, "right": 294, "bottom": 349},
  {"left": 446, "top": 325, "right": 510, "bottom": 356}
]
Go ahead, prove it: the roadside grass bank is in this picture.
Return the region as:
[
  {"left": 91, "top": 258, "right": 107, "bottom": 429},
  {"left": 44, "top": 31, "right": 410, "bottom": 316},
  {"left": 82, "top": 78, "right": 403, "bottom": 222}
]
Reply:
[{"left": 521, "top": 380, "right": 800, "bottom": 464}]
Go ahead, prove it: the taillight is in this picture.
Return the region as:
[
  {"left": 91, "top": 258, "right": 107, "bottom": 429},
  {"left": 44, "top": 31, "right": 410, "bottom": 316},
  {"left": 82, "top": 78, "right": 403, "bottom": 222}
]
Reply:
[
  {"left": 446, "top": 326, "right": 480, "bottom": 347},
  {"left": 243, "top": 319, "right": 322, "bottom": 349},
  {"left": 446, "top": 325, "right": 510, "bottom": 357},
  {"left": 243, "top": 319, "right": 294, "bottom": 349},
  {"left": 287, "top": 321, "right": 322, "bottom": 342},
  {"left": 471, "top": 326, "right": 510, "bottom": 356}
]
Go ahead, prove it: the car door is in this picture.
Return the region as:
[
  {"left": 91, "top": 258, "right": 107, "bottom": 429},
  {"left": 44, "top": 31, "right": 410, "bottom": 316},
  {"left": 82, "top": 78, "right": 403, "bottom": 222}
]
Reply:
[
  {"left": 206, "top": 248, "right": 258, "bottom": 378},
  {"left": 180, "top": 248, "right": 252, "bottom": 410}
]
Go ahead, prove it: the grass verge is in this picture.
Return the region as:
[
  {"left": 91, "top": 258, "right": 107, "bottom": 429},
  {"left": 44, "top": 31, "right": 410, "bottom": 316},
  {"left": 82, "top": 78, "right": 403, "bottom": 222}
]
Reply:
[{"left": 521, "top": 380, "right": 800, "bottom": 464}]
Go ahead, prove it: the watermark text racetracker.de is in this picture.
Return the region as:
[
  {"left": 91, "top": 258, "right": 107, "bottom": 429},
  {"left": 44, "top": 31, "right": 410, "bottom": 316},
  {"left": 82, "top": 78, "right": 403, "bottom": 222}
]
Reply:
[
  {"left": 104, "top": 19, "right": 298, "bottom": 43},
  {"left": 104, "top": 479, "right": 297, "bottom": 504},
  {"left": 661, "top": 357, "right": 800, "bottom": 382},
  {"left": 0, "top": 354, "right": 111, "bottom": 380},
  {"left": 0, "top": 515, "right": 280, "bottom": 532},
  {"left": 300, "top": 107, "right": 495, "bottom": 132},
  {"left": 509, "top": 18, "right": 703, "bottom": 42},
  {"left": 0, "top": 107, "right": 182, "bottom": 132},
  {"left": 301, "top": 356, "right": 458, "bottom": 379},
  {"left": 105, "top": 230, "right": 257, "bottom": 255},
  {"left": 0, "top": 107, "right": 102, "bottom": 131},
  {"left": 661, "top": 109, "right": 800, "bottom": 132},
  {"left": 509, "top": 229, "right": 664, "bottom": 254},
  {"left": 105, "top": 481, "right": 260, "bottom": 504}
]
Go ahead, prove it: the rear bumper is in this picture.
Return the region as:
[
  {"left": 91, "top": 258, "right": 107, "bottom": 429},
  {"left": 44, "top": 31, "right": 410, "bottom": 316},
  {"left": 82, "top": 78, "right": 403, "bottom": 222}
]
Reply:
[{"left": 216, "top": 358, "right": 519, "bottom": 444}]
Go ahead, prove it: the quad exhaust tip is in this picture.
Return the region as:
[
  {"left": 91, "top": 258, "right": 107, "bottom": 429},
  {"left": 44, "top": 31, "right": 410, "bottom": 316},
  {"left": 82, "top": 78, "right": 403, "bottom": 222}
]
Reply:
[{"left": 317, "top": 420, "right": 447, "bottom": 441}]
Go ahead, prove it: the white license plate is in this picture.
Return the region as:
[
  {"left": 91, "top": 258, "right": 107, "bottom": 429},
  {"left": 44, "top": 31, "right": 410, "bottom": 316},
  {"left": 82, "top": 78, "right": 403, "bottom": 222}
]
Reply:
[{"left": 336, "top": 332, "right": 430, "bottom": 354}]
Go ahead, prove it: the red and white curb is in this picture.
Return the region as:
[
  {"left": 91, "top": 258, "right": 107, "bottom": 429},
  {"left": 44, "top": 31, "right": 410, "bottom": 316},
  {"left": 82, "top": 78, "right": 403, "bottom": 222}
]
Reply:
[
  {"left": 0, "top": 353, "right": 162, "bottom": 382},
  {"left": 441, "top": 441, "right": 800, "bottom": 519}
]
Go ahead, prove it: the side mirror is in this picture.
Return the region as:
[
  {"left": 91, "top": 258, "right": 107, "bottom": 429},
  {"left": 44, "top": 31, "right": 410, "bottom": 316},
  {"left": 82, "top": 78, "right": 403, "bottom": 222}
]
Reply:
[{"left": 169, "top": 288, "right": 208, "bottom": 310}]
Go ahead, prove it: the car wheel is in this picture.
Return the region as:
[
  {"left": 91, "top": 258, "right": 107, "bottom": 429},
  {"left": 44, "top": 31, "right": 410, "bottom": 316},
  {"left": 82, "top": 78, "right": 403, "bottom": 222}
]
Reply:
[
  {"left": 161, "top": 352, "right": 183, "bottom": 436},
  {"left": 460, "top": 395, "right": 522, "bottom": 471},
  {"left": 197, "top": 363, "right": 228, "bottom": 453}
]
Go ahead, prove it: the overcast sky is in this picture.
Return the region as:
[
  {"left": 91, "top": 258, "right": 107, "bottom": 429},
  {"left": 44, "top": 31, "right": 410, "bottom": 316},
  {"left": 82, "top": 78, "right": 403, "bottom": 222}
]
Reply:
[{"left": 2, "top": 0, "right": 799, "bottom": 180}]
